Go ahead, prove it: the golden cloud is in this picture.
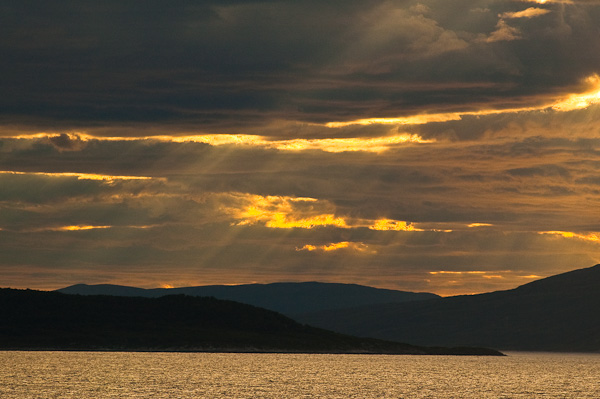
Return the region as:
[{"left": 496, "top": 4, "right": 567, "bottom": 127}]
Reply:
[
  {"left": 5, "top": 132, "right": 432, "bottom": 153},
  {"left": 54, "top": 225, "right": 112, "bottom": 231},
  {"left": 10, "top": 74, "right": 600, "bottom": 151},
  {"left": 0, "top": 170, "right": 156, "bottom": 183},
  {"left": 519, "top": 0, "right": 580, "bottom": 3},
  {"left": 539, "top": 231, "right": 600, "bottom": 243},
  {"left": 369, "top": 219, "right": 421, "bottom": 231},
  {"left": 429, "top": 271, "right": 487, "bottom": 275},
  {"left": 21, "top": 224, "right": 159, "bottom": 233},
  {"left": 551, "top": 75, "right": 600, "bottom": 111},
  {"left": 221, "top": 193, "right": 348, "bottom": 229},
  {"left": 501, "top": 7, "right": 551, "bottom": 19},
  {"left": 325, "top": 74, "right": 600, "bottom": 127},
  {"left": 221, "top": 193, "right": 456, "bottom": 233},
  {"left": 296, "top": 241, "right": 374, "bottom": 253}
]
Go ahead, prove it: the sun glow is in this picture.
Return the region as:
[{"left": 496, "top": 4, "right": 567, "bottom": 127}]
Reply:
[
  {"left": 521, "top": 0, "right": 571, "bottom": 3},
  {"left": 221, "top": 193, "right": 456, "bottom": 233},
  {"left": 501, "top": 7, "right": 551, "bottom": 19},
  {"left": 52, "top": 225, "right": 112, "bottom": 231},
  {"left": 325, "top": 74, "right": 600, "bottom": 128},
  {"left": 429, "top": 271, "right": 487, "bottom": 275},
  {"left": 551, "top": 75, "right": 600, "bottom": 111},
  {"left": 539, "top": 231, "right": 600, "bottom": 242},
  {"left": 222, "top": 194, "right": 348, "bottom": 229},
  {"left": 296, "top": 241, "right": 373, "bottom": 253},
  {"left": 369, "top": 219, "right": 421, "bottom": 231},
  {"left": 270, "top": 134, "right": 432, "bottom": 152},
  {"left": 264, "top": 213, "right": 348, "bottom": 229}
]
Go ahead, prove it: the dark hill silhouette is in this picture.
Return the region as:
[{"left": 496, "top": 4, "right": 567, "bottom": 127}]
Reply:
[
  {"left": 57, "top": 282, "right": 439, "bottom": 316},
  {"left": 297, "top": 264, "right": 600, "bottom": 352},
  {"left": 0, "top": 288, "right": 501, "bottom": 355}
]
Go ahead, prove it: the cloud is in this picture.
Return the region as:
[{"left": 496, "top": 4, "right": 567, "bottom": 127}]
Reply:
[
  {"left": 485, "top": 19, "right": 522, "bottom": 42},
  {"left": 325, "top": 74, "right": 600, "bottom": 130},
  {"left": 0, "top": 0, "right": 599, "bottom": 131},
  {"left": 47, "top": 133, "right": 86, "bottom": 151},
  {"left": 296, "top": 241, "right": 374, "bottom": 253},
  {"left": 501, "top": 7, "right": 552, "bottom": 19},
  {"left": 539, "top": 231, "right": 600, "bottom": 242},
  {"left": 520, "top": 0, "right": 600, "bottom": 3},
  {"left": 336, "top": 2, "right": 469, "bottom": 74}
]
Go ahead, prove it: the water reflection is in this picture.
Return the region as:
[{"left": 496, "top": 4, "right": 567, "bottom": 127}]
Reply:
[{"left": 0, "top": 351, "right": 598, "bottom": 398}]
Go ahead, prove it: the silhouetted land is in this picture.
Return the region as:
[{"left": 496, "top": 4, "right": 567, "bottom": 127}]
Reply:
[
  {"left": 58, "top": 282, "right": 439, "bottom": 316},
  {"left": 298, "top": 264, "right": 600, "bottom": 352},
  {"left": 0, "top": 288, "right": 502, "bottom": 355}
]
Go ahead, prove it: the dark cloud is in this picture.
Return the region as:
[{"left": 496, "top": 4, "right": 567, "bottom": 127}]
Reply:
[
  {"left": 507, "top": 165, "right": 571, "bottom": 178},
  {"left": 47, "top": 133, "right": 86, "bottom": 151},
  {"left": 2, "top": 0, "right": 600, "bottom": 131}
]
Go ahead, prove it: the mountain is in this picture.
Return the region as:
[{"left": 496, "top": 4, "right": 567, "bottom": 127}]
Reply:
[
  {"left": 0, "top": 288, "right": 501, "bottom": 355},
  {"left": 297, "top": 264, "right": 600, "bottom": 352},
  {"left": 57, "top": 282, "right": 439, "bottom": 316}
]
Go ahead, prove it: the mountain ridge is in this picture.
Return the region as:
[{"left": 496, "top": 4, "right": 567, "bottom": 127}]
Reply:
[
  {"left": 57, "top": 281, "right": 440, "bottom": 316},
  {"left": 297, "top": 264, "right": 600, "bottom": 352}
]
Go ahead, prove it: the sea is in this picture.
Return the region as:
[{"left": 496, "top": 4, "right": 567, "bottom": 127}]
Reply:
[{"left": 0, "top": 351, "right": 598, "bottom": 398}]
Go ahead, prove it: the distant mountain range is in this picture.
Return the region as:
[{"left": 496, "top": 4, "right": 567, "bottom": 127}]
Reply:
[
  {"left": 57, "top": 282, "right": 439, "bottom": 317},
  {"left": 53, "top": 264, "right": 600, "bottom": 352},
  {"left": 297, "top": 264, "right": 600, "bottom": 352},
  {"left": 0, "top": 288, "right": 501, "bottom": 355}
]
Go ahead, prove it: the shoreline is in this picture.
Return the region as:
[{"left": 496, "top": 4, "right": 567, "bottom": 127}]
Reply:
[{"left": 0, "top": 346, "right": 505, "bottom": 356}]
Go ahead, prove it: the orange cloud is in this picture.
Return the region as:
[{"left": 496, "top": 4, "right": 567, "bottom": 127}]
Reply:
[
  {"left": 501, "top": 7, "right": 551, "bottom": 19},
  {"left": 21, "top": 224, "right": 159, "bottom": 233},
  {"left": 265, "top": 214, "right": 348, "bottom": 229},
  {"left": 325, "top": 74, "right": 600, "bottom": 128},
  {"left": 296, "top": 241, "right": 373, "bottom": 253},
  {"left": 221, "top": 193, "right": 456, "bottom": 233},
  {"left": 222, "top": 194, "right": 348, "bottom": 229},
  {"left": 429, "top": 271, "right": 487, "bottom": 275},
  {"left": 551, "top": 75, "right": 600, "bottom": 111},
  {"left": 54, "top": 225, "right": 112, "bottom": 231},
  {"left": 468, "top": 223, "right": 494, "bottom": 228},
  {"left": 14, "top": 74, "right": 600, "bottom": 151},
  {"left": 269, "top": 134, "right": 433, "bottom": 153},
  {"left": 5, "top": 132, "right": 431, "bottom": 153},
  {"left": 520, "top": 0, "right": 574, "bottom": 3},
  {"left": 369, "top": 219, "right": 421, "bottom": 231},
  {"left": 539, "top": 231, "right": 600, "bottom": 243},
  {"left": 0, "top": 170, "right": 156, "bottom": 183}
]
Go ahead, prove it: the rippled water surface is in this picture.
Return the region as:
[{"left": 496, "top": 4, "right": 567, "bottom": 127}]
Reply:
[{"left": 1, "top": 351, "right": 599, "bottom": 398}]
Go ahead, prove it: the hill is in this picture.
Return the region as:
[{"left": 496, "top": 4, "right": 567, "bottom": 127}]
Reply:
[
  {"left": 0, "top": 288, "right": 501, "bottom": 355},
  {"left": 57, "top": 282, "right": 439, "bottom": 316},
  {"left": 297, "top": 264, "right": 600, "bottom": 352}
]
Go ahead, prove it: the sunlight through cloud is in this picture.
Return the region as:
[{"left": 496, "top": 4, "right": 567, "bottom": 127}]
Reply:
[
  {"left": 296, "top": 241, "right": 374, "bottom": 253},
  {"left": 325, "top": 74, "right": 600, "bottom": 128},
  {"left": 0, "top": 170, "right": 156, "bottom": 183},
  {"left": 539, "top": 231, "right": 600, "bottom": 243}
]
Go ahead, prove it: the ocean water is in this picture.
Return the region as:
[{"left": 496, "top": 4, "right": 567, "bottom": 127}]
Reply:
[{"left": 0, "top": 351, "right": 598, "bottom": 398}]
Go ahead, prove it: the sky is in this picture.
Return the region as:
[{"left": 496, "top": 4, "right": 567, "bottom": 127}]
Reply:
[{"left": 1, "top": 0, "right": 600, "bottom": 296}]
